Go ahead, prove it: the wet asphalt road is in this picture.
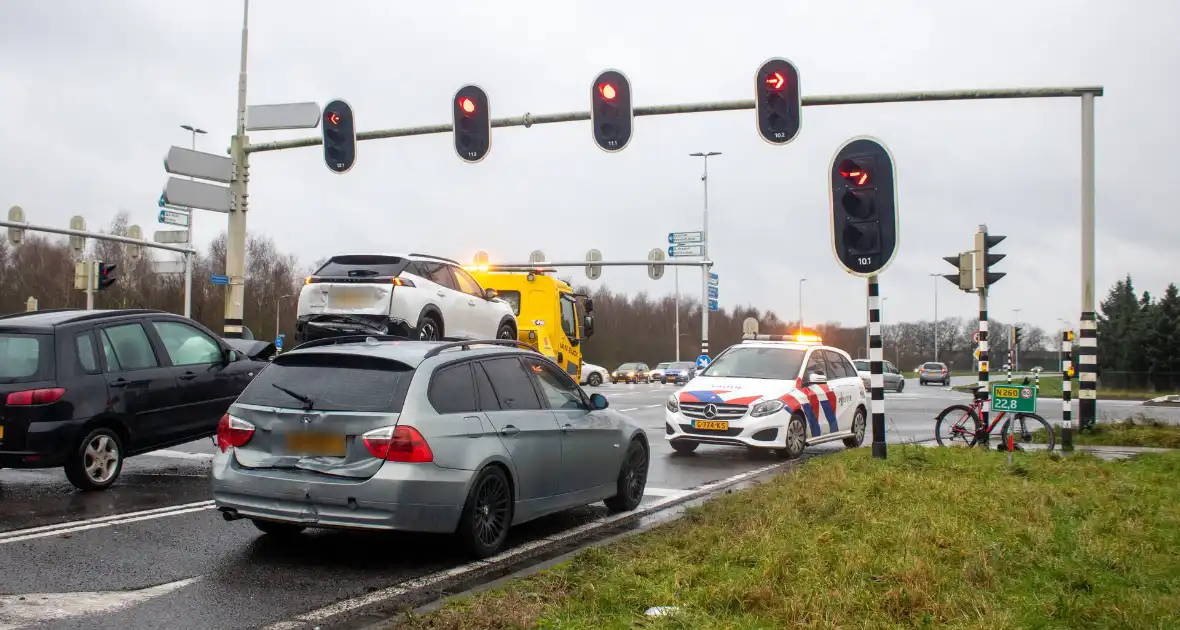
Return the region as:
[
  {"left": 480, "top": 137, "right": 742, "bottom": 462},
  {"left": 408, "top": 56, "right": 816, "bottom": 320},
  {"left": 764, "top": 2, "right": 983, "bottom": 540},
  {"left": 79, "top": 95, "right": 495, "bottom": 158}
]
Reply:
[{"left": 0, "top": 379, "right": 1168, "bottom": 629}]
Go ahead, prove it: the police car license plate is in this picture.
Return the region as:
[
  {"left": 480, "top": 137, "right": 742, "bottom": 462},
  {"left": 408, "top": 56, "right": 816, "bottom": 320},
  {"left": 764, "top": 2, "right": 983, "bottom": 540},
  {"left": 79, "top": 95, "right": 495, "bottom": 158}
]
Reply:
[{"left": 693, "top": 420, "right": 728, "bottom": 431}]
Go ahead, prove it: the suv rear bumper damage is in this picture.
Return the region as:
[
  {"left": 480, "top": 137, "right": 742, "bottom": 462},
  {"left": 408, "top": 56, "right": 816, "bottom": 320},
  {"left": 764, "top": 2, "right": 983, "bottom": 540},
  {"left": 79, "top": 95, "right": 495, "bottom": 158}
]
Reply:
[{"left": 294, "top": 314, "right": 417, "bottom": 344}]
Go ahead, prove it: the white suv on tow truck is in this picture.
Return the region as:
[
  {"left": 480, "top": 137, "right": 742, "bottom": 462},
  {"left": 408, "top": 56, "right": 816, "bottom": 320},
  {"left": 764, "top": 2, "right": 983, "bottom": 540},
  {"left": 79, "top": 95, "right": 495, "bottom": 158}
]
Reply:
[
  {"left": 295, "top": 253, "right": 517, "bottom": 344},
  {"left": 665, "top": 334, "right": 868, "bottom": 459}
]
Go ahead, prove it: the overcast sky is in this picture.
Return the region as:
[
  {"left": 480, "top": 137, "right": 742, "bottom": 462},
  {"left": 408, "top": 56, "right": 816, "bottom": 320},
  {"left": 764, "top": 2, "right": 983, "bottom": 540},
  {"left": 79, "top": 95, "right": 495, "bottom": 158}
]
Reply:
[{"left": 2, "top": 0, "right": 1176, "bottom": 337}]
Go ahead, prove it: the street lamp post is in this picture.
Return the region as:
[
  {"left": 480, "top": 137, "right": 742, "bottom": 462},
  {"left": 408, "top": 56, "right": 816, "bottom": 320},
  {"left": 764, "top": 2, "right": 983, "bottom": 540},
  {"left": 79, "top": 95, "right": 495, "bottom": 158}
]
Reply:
[
  {"left": 275, "top": 294, "right": 294, "bottom": 342},
  {"left": 690, "top": 151, "right": 721, "bottom": 360},
  {"left": 179, "top": 124, "right": 206, "bottom": 319},
  {"left": 797, "top": 278, "right": 807, "bottom": 335},
  {"left": 929, "top": 273, "right": 941, "bottom": 362}
]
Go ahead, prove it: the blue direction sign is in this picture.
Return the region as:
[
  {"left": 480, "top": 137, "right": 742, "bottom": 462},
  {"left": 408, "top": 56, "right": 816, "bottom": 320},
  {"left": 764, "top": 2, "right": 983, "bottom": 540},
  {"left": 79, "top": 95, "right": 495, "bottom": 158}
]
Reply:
[
  {"left": 210, "top": 274, "right": 229, "bottom": 285},
  {"left": 708, "top": 298, "right": 719, "bottom": 311},
  {"left": 708, "top": 286, "right": 719, "bottom": 299},
  {"left": 696, "top": 354, "right": 711, "bottom": 370},
  {"left": 708, "top": 272, "right": 719, "bottom": 287},
  {"left": 668, "top": 231, "right": 703, "bottom": 245},
  {"left": 158, "top": 193, "right": 166, "bottom": 208},
  {"left": 275, "top": 334, "right": 285, "bottom": 351},
  {"left": 668, "top": 244, "right": 704, "bottom": 257}
]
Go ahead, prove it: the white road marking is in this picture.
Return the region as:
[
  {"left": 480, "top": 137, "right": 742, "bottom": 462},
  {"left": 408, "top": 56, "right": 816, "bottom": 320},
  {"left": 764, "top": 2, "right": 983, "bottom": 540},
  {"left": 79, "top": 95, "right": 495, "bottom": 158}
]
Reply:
[
  {"left": 140, "top": 449, "right": 215, "bottom": 461},
  {"left": 263, "top": 462, "right": 784, "bottom": 629},
  {"left": 0, "top": 502, "right": 215, "bottom": 545},
  {"left": 0, "top": 577, "right": 201, "bottom": 630}
]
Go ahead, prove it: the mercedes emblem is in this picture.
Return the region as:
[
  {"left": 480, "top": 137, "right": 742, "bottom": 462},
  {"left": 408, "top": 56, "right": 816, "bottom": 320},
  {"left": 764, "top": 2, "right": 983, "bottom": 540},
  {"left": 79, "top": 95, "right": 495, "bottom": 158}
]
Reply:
[{"left": 703, "top": 404, "right": 718, "bottom": 419}]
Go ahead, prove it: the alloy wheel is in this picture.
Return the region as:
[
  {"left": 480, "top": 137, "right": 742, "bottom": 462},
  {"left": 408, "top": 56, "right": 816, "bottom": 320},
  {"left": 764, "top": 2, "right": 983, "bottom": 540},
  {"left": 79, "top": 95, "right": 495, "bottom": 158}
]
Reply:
[
  {"left": 84, "top": 435, "right": 120, "bottom": 484},
  {"left": 472, "top": 474, "right": 510, "bottom": 548},
  {"left": 623, "top": 446, "right": 648, "bottom": 503}
]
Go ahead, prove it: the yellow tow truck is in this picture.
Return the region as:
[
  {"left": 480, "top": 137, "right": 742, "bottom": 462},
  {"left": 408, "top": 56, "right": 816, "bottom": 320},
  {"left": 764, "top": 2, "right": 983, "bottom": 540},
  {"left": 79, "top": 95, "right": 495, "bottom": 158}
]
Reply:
[{"left": 466, "top": 266, "right": 594, "bottom": 381}]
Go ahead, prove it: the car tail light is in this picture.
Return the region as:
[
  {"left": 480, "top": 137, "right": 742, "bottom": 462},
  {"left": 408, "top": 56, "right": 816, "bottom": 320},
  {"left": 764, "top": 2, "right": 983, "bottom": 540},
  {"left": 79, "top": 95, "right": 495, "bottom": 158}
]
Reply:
[
  {"left": 362, "top": 425, "right": 433, "bottom": 462},
  {"left": 217, "top": 414, "right": 255, "bottom": 452},
  {"left": 6, "top": 388, "right": 66, "bottom": 406},
  {"left": 390, "top": 277, "right": 415, "bottom": 287}
]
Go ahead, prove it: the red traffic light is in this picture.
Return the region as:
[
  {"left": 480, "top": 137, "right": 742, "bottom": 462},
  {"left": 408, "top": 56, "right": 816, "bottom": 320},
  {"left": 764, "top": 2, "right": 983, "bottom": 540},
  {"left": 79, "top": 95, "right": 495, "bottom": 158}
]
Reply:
[
  {"left": 839, "top": 159, "right": 871, "bottom": 186},
  {"left": 327, "top": 112, "right": 340, "bottom": 125},
  {"left": 764, "top": 72, "right": 785, "bottom": 90},
  {"left": 458, "top": 97, "right": 476, "bottom": 115},
  {"left": 598, "top": 83, "right": 617, "bottom": 100}
]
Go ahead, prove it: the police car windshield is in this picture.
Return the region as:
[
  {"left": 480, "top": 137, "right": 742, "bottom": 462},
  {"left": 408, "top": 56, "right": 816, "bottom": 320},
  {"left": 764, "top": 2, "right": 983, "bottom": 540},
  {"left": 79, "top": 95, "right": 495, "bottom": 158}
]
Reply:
[{"left": 701, "top": 347, "right": 805, "bottom": 380}]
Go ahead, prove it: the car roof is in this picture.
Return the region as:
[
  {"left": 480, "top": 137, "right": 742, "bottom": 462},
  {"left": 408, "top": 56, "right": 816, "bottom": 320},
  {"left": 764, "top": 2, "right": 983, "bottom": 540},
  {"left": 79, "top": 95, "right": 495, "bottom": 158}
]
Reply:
[
  {"left": 735, "top": 340, "right": 822, "bottom": 352},
  {"left": 281, "top": 338, "right": 537, "bottom": 368},
  {"left": 0, "top": 308, "right": 171, "bottom": 331},
  {"left": 320, "top": 253, "right": 460, "bottom": 266}
]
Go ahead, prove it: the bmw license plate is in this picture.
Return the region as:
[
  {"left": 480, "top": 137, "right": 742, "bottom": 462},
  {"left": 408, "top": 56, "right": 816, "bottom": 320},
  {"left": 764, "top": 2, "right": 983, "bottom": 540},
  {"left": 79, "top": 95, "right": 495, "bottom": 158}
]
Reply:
[
  {"left": 693, "top": 420, "right": 728, "bottom": 431},
  {"left": 286, "top": 432, "right": 346, "bottom": 456}
]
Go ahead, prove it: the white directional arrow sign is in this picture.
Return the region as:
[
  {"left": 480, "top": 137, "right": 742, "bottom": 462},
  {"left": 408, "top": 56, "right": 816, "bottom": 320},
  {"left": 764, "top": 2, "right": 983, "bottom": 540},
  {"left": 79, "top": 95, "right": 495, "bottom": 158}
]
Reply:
[
  {"left": 246, "top": 102, "right": 322, "bottom": 131},
  {"left": 164, "top": 147, "right": 234, "bottom": 183},
  {"left": 154, "top": 229, "right": 190, "bottom": 244},
  {"left": 163, "top": 178, "right": 233, "bottom": 213}
]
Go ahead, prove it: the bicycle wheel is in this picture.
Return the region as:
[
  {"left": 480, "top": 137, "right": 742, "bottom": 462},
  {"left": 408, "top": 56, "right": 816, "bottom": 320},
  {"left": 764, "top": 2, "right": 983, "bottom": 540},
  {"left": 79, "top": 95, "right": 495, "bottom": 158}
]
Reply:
[
  {"left": 935, "top": 404, "right": 982, "bottom": 447},
  {"left": 1001, "top": 412, "right": 1055, "bottom": 451}
]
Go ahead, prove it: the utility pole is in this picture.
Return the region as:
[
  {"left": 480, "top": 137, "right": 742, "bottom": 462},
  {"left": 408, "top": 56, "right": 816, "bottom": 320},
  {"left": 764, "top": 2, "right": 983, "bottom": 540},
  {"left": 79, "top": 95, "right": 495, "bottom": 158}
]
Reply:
[
  {"left": 674, "top": 269, "right": 680, "bottom": 361},
  {"left": 224, "top": 0, "right": 250, "bottom": 339},
  {"left": 929, "top": 272, "right": 940, "bottom": 362},
  {"left": 797, "top": 278, "right": 807, "bottom": 335},
  {"left": 690, "top": 151, "right": 720, "bottom": 360},
  {"left": 1078, "top": 90, "right": 1099, "bottom": 432},
  {"left": 179, "top": 124, "right": 206, "bottom": 320}
]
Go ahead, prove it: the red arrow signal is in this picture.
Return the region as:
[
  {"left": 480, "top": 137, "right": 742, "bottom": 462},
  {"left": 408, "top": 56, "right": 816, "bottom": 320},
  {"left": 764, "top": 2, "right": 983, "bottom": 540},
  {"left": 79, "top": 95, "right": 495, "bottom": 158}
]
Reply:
[
  {"left": 327, "top": 112, "right": 340, "bottom": 125},
  {"left": 765, "top": 72, "right": 784, "bottom": 90}
]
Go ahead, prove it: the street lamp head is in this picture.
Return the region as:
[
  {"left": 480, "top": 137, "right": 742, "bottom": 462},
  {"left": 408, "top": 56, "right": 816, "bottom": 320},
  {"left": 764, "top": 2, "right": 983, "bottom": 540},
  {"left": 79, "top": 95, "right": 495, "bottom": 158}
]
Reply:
[
  {"left": 689, "top": 151, "right": 722, "bottom": 157},
  {"left": 181, "top": 125, "right": 208, "bottom": 134}
]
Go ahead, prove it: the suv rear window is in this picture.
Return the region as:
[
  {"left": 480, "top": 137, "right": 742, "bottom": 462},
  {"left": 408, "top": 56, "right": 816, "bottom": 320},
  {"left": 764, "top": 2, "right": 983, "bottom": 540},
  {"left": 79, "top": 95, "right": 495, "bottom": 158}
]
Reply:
[
  {"left": 314, "top": 255, "right": 409, "bottom": 278},
  {"left": 236, "top": 354, "right": 412, "bottom": 412},
  {"left": 0, "top": 333, "right": 53, "bottom": 384},
  {"left": 923, "top": 363, "right": 944, "bottom": 369}
]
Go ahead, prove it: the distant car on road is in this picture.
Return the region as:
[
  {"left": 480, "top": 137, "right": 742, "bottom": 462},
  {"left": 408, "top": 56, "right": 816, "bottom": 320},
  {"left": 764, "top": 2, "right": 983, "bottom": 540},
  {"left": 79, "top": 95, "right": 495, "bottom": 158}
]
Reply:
[
  {"left": 212, "top": 337, "right": 650, "bottom": 558},
  {"left": 612, "top": 362, "right": 651, "bottom": 384},
  {"left": 665, "top": 335, "right": 868, "bottom": 458},
  {"left": 650, "top": 362, "right": 672, "bottom": 382},
  {"left": 918, "top": 362, "right": 950, "bottom": 386},
  {"left": 579, "top": 362, "right": 609, "bottom": 387},
  {"left": 852, "top": 359, "right": 905, "bottom": 392},
  {"left": 295, "top": 253, "right": 517, "bottom": 344},
  {"left": 0, "top": 309, "right": 267, "bottom": 490},
  {"left": 661, "top": 361, "right": 697, "bottom": 384}
]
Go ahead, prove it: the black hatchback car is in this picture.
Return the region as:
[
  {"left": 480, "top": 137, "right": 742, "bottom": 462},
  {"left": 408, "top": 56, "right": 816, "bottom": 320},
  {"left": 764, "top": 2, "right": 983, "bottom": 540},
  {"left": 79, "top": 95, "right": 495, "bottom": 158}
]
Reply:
[{"left": 0, "top": 309, "right": 268, "bottom": 490}]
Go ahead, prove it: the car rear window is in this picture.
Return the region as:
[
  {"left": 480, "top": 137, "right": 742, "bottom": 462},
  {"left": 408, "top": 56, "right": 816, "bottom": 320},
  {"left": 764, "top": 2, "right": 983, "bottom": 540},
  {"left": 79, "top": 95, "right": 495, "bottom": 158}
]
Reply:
[
  {"left": 236, "top": 353, "right": 412, "bottom": 412},
  {"left": 923, "top": 363, "right": 944, "bottom": 369},
  {"left": 853, "top": 360, "right": 869, "bottom": 372},
  {"left": 0, "top": 333, "right": 53, "bottom": 384},
  {"left": 314, "top": 255, "right": 409, "bottom": 278}
]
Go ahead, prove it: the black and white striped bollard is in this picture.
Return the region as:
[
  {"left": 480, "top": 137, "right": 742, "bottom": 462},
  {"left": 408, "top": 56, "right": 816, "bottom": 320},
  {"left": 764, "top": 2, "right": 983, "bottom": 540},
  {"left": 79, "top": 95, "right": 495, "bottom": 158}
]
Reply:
[{"left": 869, "top": 276, "right": 886, "bottom": 459}]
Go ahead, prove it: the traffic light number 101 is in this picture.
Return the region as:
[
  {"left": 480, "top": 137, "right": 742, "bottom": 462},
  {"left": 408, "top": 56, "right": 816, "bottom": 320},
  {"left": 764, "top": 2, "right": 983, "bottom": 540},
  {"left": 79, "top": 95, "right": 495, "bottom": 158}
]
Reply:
[{"left": 857, "top": 257, "right": 872, "bottom": 266}]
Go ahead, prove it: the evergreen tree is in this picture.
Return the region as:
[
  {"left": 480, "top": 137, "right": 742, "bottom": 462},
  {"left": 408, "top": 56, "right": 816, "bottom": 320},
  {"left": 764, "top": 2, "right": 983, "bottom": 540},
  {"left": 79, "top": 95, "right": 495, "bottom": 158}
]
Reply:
[
  {"left": 1097, "top": 275, "right": 1140, "bottom": 372},
  {"left": 1146, "top": 283, "right": 1180, "bottom": 389}
]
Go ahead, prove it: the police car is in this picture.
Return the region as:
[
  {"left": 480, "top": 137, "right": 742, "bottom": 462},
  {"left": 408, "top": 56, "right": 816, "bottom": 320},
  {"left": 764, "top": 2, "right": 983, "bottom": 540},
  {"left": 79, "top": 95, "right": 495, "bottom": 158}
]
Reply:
[{"left": 664, "top": 334, "right": 868, "bottom": 459}]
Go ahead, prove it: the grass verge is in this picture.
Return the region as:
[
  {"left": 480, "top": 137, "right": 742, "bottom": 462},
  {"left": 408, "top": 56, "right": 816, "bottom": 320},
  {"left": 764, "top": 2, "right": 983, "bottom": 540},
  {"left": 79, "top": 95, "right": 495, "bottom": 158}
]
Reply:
[
  {"left": 951, "top": 376, "right": 1161, "bottom": 400},
  {"left": 395, "top": 448, "right": 1180, "bottom": 630},
  {"left": 1031, "top": 416, "right": 1180, "bottom": 449}
]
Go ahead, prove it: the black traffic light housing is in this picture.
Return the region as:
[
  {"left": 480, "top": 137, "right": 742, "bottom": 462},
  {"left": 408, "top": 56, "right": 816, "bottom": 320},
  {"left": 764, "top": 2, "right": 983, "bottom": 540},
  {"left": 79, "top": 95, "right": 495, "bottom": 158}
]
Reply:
[
  {"left": 754, "top": 57, "right": 801, "bottom": 145},
  {"left": 453, "top": 85, "right": 491, "bottom": 163},
  {"left": 1013, "top": 326, "right": 1023, "bottom": 346},
  {"left": 322, "top": 99, "right": 357, "bottom": 174},
  {"left": 974, "top": 229, "right": 1006, "bottom": 288},
  {"left": 96, "top": 262, "right": 117, "bottom": 291},
  {"left": 828, "top": 137, "right": 899, "bottom": 277},
  {"left": 590, "top": 69, "right": 633, "bottom": 152}
]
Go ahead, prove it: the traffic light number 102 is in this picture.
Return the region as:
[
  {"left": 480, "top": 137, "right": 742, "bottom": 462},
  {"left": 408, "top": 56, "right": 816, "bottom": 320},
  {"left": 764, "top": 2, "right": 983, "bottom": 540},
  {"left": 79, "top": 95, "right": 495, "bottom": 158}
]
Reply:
[{"left": 773, "top": 132, "right": 786, "bottom": 139}]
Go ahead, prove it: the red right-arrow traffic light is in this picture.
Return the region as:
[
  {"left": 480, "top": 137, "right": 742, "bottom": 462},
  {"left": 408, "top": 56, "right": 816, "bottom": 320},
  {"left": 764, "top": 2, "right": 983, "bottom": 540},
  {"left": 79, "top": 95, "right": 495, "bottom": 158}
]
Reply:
[{"left": 755, "top": 58, "right": 801, "bottom": 145}]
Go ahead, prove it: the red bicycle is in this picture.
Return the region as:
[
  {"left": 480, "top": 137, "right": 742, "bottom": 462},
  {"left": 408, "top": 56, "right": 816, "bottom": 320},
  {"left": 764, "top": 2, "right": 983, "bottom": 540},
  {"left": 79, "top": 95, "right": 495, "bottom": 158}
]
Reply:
[{"left": 934, "top": 382, "right": 1055, "bottom": 451}]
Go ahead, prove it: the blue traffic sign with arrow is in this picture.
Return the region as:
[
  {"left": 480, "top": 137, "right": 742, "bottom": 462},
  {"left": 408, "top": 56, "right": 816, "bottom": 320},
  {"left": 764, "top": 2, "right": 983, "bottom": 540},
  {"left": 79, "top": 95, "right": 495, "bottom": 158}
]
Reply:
[
  {"left": 275, "top": 334, "right": 285, "bottom": 351},
  {"left": 696, "top": 354, "right": 711, "bottom": 370}
]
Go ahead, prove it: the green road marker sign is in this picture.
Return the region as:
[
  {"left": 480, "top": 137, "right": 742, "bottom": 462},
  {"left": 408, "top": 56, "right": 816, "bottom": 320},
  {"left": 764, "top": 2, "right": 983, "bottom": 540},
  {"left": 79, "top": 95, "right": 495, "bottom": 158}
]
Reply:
[{"left": 991, "top": 383, "right": 1038, "bottom": 413}]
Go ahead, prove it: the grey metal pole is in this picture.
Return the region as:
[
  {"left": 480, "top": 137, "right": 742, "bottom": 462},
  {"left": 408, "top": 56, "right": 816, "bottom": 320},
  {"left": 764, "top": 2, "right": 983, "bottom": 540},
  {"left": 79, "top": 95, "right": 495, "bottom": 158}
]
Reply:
[
  {"left": 1078, "top": 90, "right": 1098, "bottom": 431},
  {"left": 929, "top": 273, "right": 940, "bottom": 363},
  {"left": 180, "top": 125, "right": 206, "bottom": 320},
  {"left": 224, "top": 0, "right": 250, "bottom": 339},
  {"left": 797, "top": 278, "right": 807, "bottom": 335},
  {"left": 85, "top": 262, "right": 94, "bottom": 311},
  {"left": 691, "top": 151, "right": 720, "bottom": 359},
  {"left": 674, "top": 268, "right": 680, "bottom": 361}
]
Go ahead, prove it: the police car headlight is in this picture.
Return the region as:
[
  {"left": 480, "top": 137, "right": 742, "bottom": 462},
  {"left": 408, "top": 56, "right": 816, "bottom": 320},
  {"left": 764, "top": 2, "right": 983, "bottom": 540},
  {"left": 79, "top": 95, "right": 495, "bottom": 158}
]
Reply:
[
  {"left": 750, "top": 399, "right": 785, "bottom": 418},
  {"left": 666, "top": 394, "right": 679, "bottom": 413}
]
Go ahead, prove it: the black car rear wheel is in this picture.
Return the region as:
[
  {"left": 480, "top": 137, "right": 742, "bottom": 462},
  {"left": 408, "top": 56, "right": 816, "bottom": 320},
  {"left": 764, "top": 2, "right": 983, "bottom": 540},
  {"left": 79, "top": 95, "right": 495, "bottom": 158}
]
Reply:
[
  {"left": 458, "top": 466, "right": 513, "bottom": 558},
  {"left": 64, "top": 427, "right": 124, "bottom": 491},
  {"left": 605, "top": 440, "right": 648, "bottom": 513}
]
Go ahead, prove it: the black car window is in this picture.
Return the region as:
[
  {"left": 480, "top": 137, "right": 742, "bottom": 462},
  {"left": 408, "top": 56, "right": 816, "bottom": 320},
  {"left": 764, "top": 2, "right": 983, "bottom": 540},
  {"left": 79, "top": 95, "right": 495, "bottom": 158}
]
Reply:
[
  {"left": 100, "top": 323, "right": 159, "bottom": 371},
  {"left": 450, "top": 266, "right": 485, "bottom": 297},
  {"left": 479, "top": 357, "right": 542, "bottom": 410},
  {"left": 0, "top": 333, "right": 52, "bottom": 383},
  {"left": 420, "top": 261, "right": 458, "bottom": 290},
  {"left": 837, "top": 355, "right": 860, "bottom": 381},
  {"left": 804, "top": 350, "right": 829, "bottom": 378},
  {"left": 473, "top": 362, "right": 501, "bottom": 411},
  {"left": 524, "top": 357, "right": 587, "bottom": 411},
  {"left": 152, "top": 321, "right": 222, "bottom": 366},
  {"left": 74, "top": 332, "right": 99, "bottom": 374},
  {"left": 237, "top": 353, "right": 412, "bottom": 412},
  {"left": 559, "top": 294, "right": 578, "bottom": 338},
  {"left": 429, "top": 362, "right": 478, "bottom": 414},
  {"left": 823, "top": 351, "right": 851, "bottom": 379},
  {"left": 314, "top": 255, "right": 409, "bottom": 278}
]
